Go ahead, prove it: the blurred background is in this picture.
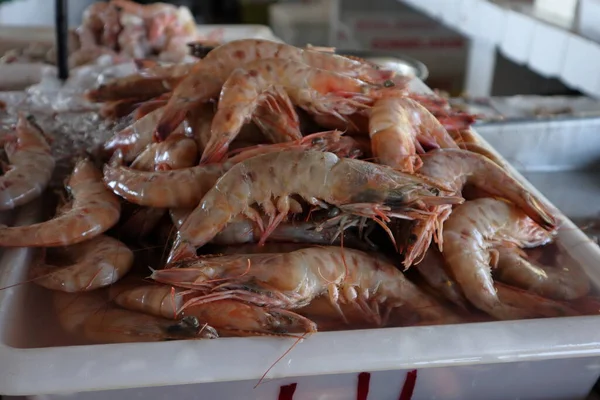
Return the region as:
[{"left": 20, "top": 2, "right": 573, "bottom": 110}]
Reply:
[{"left": 0, "top": 0, "right": 588, "bottom": 98}]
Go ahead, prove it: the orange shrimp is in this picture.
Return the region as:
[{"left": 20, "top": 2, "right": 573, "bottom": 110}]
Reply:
[
  {"left": 493, "top": 245, "right": 590, "bottom": 301},
  {"left": 54, "top": 290, "right": 218, "bottom": 344},
  {"left": 153, "top": 247, "right": 464, "bottom": 327},
  {"left": 0, "top": 159, "right": 120, "bottom": 247},
  {"left": 441, "top": 198, "right": 563, "bottom": 320},
  {"left": 30, "top": 235, "right": 133, "bottom": 292},
  {"left": 368, "top": 95, "right": 458, "bottom": 173},
  {"left": 201, "top": 58, "right": 383, "bottom": 163},
  {"left": 0, "top": 113, "right": 54, "bottom": 210},
  {"left": 168, "top": 149, "right": 461, "bottom": 263},
  {"left": 85, "top": 63, "right": 193, "bottom": 103},
  {"left": 401, "top": 149, "right": 558, "bottom": 268},
  {"left": 154, "top": 38, "right": 399, "bottom": 141},
  {"left": 110, "top": 281, "right": 316, "bottom": 337},
  {"left": 104, "top": 131, "right": 353, "bottom": 208}
]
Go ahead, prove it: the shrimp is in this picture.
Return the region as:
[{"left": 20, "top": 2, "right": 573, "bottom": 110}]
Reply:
[
  {"left": 442, "top": 198, "right": 559, "bottom": 320},
  {"left": 153, "top": 247, "right": 464, "bottom": 326},
  {"left": 104, "top": 131, "right": 353, "bottom": 208},
  {"left": 211, "top": 214, "right": 376, "bottom": 251},
  {"left": 201, "top": 58, "right": 383, "bottom": 163},
  {"left": 154, "top": 38, "right": 399, "bottom": 140},
  {"left": 169, "top": 149, "right": 462, "bottom": 263},
  {"left": 85, "top": 63, "right": 193, "bottom": 103},
  {"left": 110, "top": 281, "right": 315, "bottom": 337},
  {"left": 133, "top": 98, "right": 169, "bottom": 121},
  {"left": 0, "top": 114, "right": 55, "bottom": 210},
  {"left": 131, "top": 133, "right": 198, "bottom": 171},
  {"left": 368, "top": 96, "right": 458, "bottom": 173},
  {"left": 0, "top": 159, "right": 120, "bottom": 247},
  {"left": 54, "top": 291, "right": 218, "bottom": 344},
  {"left": 401, "top": 149, "right": 558, "bottom": 267},
  {"left": 30, "top": 235, "right": 133, "bottom": 292},
  {"left": 99, "top": 97, "right": 140, "bottom": 120},
  {"left": 493, "top": 246, "right": 590, "bottom": 301},
  {"left": 415, "top": 249, "right": 470, "bottom": 311}
]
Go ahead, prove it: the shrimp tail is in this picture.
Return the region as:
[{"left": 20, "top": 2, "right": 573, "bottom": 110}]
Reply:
[
  {"left": 200, "top": 138, "right": 230, "bottom": 164},
  {"left": 525, "top": 192, "right": 558, "bottom": 231},
  {"left": 168, "top": 237, "right": 197, "bottom": 264},
  {"left": 154, "top": 106, "right": 187, "bottom": 142}
]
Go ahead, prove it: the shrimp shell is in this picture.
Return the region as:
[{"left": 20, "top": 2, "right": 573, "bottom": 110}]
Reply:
[
  {"left": 494, "top": 246, "right": 590, "bottom": 301},
  {"left": 154, "top": 247, "right": 463, "bottom": 326},
  {"left": 103, "top": 131, "right": 349, "bottom": 208},
  {"left": 155, "top": 38, "right": 399, "bottom": 140},
  {"left": 30, "top": 235, "right": 133, "bottom": 292},
  {"left": 54, "top": 291, "right": 218, "bottom": 344},
  {"left": 0, "top": 159, "right": 120, "bottom": 247},
  {"left": 110, "top": 282, "right": 315, "bottom": 337},
  {"left": 202, "top": 58, "right": 381, "bottom": 163},
  {"left": 169, "top": 149, "right": 461, "bottom": 263},
  {"left": 442, "top": 198, "right": 557, "bottom": 320},
  {"left": 0, "top": 114, "right": 55, "bottom": 210}
]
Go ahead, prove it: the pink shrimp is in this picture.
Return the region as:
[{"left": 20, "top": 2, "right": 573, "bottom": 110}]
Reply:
[
  {"left": 154, "top": 38, "right": 399, "bottom": 141},
  {"left": 153, "top": 247, "right": 464, "bottom": 327},
  {"left": 0, "top": 159, "right": 120, "bottom": 247},
  {"left": 400, "top": 148, "right": 558, "bottom": 268},
  {"left": 30, "top": 235, "right": 133, "bottom": 292},
  {"left": 168, "top": 149, "right": 461, "bottom": 263},
  {"left": 54, "top": 290, "right": 218, "bottom": 344},
  {"left": 0, "top": 114, "right": 54, "bottom": 210},
  {"left": 200, "top": 58, "right": 383, "bottom": 163},
  {"left": 441, "top": 198, "right": 564, "bottom": 320},
  {"left": 110, "top": 281, "right": 315, "bottom": 337},
  {"left": 103, "top": 131, "right": 354, "bottom": 208},
  {"left": 368, "top": 95, "right": 458, "bottom": 173}
]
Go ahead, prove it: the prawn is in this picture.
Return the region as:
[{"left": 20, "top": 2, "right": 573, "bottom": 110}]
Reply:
[
  {"left": 153, "top": 247, "right": 464, "bottom": 326},
  {"left": 131, "top": 133, "right": 198, "bottom": 171},
  {"left": 110, "top": 281, "right": 316, "bottom": 337},
  {"left": 54, "top": 290, "right": 218, "bottom": 344},
  {"left": 415, "top": 249, "right": 470, "bottom": 311},
  {"left": 154, "top": 38, "right": 399, "bottom": 140},
  {"left": 30, "top": 235, "right": 133, "bottom": 292},
  {"left": 104, "top": 131, "right": 353, "bottom": 208},
  {"left": 368, "top": 95, "right": 458, "bottom": 173},
  {"left": 0, "top": 113, "right": 55, "bottom": 210},
  {"left": 168, "top": 149, "right": 462, "bottom": 263},
  {"left": 401, "top": 149, "right": 558, "bottom": 267},
  {"left": 201, "top": 58, "right": 383, "bottom": 163},
  {"left": 493, "top": 246, "right": 590, "bottom": 301},
  {"left": 210, "top": 214, "right": 376, "bottom": 251},
  {"left": 0, "top": 158, "right": 120, "bottom": 247},
  {"left": 442, "top": 198, "right": 559, "bottom": 320},
  {"left": 85, "top": 63, "right": 193, "bottom": 103}
]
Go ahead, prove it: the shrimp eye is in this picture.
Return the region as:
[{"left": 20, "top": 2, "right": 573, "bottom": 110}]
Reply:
[
  {"left": 311, "top": 137, "right": 325, "bottom": 145},
  {"left": 167, "top": 316, "right": 201, "bottom": 335},
  {"left": 408, "top": 234, "right": 418, "bottom": 244},
  {"left": 430, "top": 188, "right": 440, "bottom": 196},
  {"left": 383, "top": 80, "right": 395, "bottom": 88},
  {"left": 327, "top": 207, "right": 341, "bottom": 218}
]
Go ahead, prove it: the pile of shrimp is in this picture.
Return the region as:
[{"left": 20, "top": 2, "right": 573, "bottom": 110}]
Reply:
[
  {"left": 0, "top": 0, "right": 209, "bottom": 68},
  {"left": 1, "top": 38, "right": 598, "bottom": 346},
  {"left": 71, "top": 0, "right": 200, "bottom": 66}
]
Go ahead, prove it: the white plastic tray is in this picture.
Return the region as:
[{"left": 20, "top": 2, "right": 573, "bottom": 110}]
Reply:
[{"left": 1, "top": 80, "right": 600, "bottom": 400}]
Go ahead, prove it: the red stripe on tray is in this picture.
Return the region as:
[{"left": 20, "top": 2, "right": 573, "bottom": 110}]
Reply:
[
  {"left": 357, "top": 372, "right": 371, "bottom": 400},
  {"left": 399, "top": 370, "right": 418, "bottom": 400},
  {"left": 278, "top": 383, "right": 297, "bottom": 400}
]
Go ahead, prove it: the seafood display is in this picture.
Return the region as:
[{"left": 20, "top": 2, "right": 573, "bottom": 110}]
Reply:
[
  {"left": 0, "top": 23, "right": 597, "bottom": 353},
  {"left": 0, "top": 0, "right": 210, "bottom": 67}
]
